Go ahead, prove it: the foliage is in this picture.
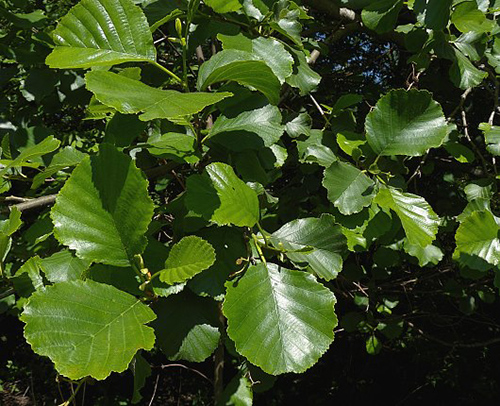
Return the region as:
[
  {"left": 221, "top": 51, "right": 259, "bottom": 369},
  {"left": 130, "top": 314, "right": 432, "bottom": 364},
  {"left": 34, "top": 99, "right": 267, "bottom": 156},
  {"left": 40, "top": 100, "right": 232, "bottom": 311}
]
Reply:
[{"left": 2, "top": 0, "right": 500, "bottom": 404}]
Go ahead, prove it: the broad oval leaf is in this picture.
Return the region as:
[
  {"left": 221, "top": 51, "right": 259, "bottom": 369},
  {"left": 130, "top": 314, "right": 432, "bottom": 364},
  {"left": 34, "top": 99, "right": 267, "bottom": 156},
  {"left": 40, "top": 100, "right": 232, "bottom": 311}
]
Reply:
[
  {"left": 365, "top": 89, "right": 447, "bottom": 156},
  {"left": 323, "top": 161, "right": 375, "bottom": 215},
  {"left": 86, "top": 71, "right": 232, "bottom": 121},
  {"left": 270, "top": 214, "right": 347, "bottom": 281},
  {"left": 186, "top": 162, "right": 260, "bottom": 228},
  {"left": 197, "top": 50, "right": 281, "bottom": 105},
  {"left": 455, "top": 210, "right": 500, "bottom": 266},
  {"left": 21, "top": 280, "right": 156, "bottom": 380},
  {"left": 159, "top": 236, "right": 216, "bottom": 284},
  {"left": 51, "top": 144, "right": 154, "bottom": 266},
  {"left": 375, "top": 185, "right": 440, "bottom": 247},
  {"left": 46, "top": 0, "right": 156, "bottom": 69},
  {"left": 223, "top": 263, "right": 337, "bottom": 375}
]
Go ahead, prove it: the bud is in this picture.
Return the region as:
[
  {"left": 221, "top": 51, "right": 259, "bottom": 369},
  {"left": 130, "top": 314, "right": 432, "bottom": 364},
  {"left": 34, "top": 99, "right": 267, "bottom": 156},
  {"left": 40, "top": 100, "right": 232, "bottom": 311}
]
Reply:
[{"left": 175, "top": 18, "right": 183, "bottom": 38}]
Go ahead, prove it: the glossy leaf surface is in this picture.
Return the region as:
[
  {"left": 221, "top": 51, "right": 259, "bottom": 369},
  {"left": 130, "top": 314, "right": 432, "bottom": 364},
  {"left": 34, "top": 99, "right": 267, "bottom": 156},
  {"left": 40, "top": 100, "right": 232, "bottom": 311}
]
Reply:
[
  {"left": 86, "top": 71, "right": 232, "bottom": 121},
  {"left": 21, "top": 280, "right": 156, "bottom": 380},
  {"left": 51, "top": 144, "right": 154, "bottom": 266},
  {"left": 271, "top": 215, "right": 347, "bottom": 281},
  {"left": 365, "top": 89, "right": 447, "bottom": 156},
  {"left": 224, "top": 263, "right": 337, "bottom": 374},
  {"left": 46, "top": 0, "right": 156, "bottom": 68}
]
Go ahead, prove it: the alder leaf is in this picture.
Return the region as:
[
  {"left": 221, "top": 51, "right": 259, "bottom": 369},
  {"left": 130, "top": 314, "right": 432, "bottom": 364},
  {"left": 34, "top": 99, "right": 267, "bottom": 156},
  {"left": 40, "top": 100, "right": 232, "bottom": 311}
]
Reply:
[
  {"left": 158, "top": 236, "right": 216, "bottom": 284},
  {"left": 362, "top": 0, "right": 403, "bottom": 34},
  {"left": 186, "top": 163, "right": 260, "bottom": 227},
  {"left": 323, "top": 161, "right": 375, "bottom": 215},
  {"left": 223, "top": 263, "right": 337, "bottom": 375},
  {"left": 39, "top": 250, "right": 91, "bottom": 283},
  {"left": 218, "top": 33, "right": 294, "bottom": 83},
  {"left": 375, "top": 185, "right": 440, "bottom": 247},
  {"left": 208, "top": 105, "right": 285, "bottom": 149},
  {"left": 270, "top": 215, "right": 347, "bottom": 281},
  {"left": 197, "top": 49, "right": 281, "bottom": 105},
  {"left": 365, "top": 89, "right": 447, "bottom": 156},
  {"left": 51, "top": 144, "right": 154, "bottom": 266},
  {"left": 86, "top": 71, "right": 232, "bottom": 121},
  {"left": 455, "top": 210, "right": 500, "bottom": 266},
  {"left": 21, "top": 280, "right": 156, "bottom": 380},
  {"left": 46, "top": 0, "right": 156, "bottom": 69}
]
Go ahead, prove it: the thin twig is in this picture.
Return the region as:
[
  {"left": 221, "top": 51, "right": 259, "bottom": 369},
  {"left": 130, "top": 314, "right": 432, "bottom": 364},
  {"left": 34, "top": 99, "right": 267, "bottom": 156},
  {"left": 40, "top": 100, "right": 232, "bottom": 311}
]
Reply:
[
  {"left": 148, "top": 373, "right": 160, "bottom": 406},
  {"left": 157, "top": 363, "right": 213, "bottom": 384}
]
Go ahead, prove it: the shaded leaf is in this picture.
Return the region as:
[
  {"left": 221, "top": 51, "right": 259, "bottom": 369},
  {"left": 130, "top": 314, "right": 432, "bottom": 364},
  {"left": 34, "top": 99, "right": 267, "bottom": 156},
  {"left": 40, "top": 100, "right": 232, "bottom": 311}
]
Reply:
[
  {"left": 186, "top": 163, "right": 260, "bottom": 227},
  {"left": 270, "top": 215, "right": 347, "bottom": 281},
  {"left": 152, "top": 291, "right": 220, "bottom": 362},
  {"left": 374, "top": 186, "right": 440, "bottom": 247},
  {"left": 323, "top": 161, "right": 375, "bottom": 215}
]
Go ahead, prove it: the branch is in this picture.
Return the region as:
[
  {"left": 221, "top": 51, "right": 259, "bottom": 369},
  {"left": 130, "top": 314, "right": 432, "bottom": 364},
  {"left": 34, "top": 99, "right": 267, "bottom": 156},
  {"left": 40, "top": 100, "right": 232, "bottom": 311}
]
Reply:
[
  {"left": 301, "top": 0, "right": 357, "bottom": 22},
  {"left": 408, "top": 322, "right": 500, "bottom": 349},
  {"left": 6, "top": 162, "right": 181, "bottom": 213},
  {"left": 13, "top": 194, "right": 57, "bottom": 212}
]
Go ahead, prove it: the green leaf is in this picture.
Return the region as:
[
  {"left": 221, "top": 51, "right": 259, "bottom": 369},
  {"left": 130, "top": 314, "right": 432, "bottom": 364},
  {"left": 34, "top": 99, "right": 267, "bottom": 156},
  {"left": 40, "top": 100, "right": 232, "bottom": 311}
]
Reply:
[
  {"left": 362, "top": 0, "right": 403, "bottom": 34},
  {"left": 451, "top": 1, "right": 494, "bottom": 33},
  {"left": 404, "top": 241, "right": 444, "bottom": 266},
  {"left": 0, "top": 136, "right": 60, "bottom": 175},
  {"left": 197, "top": 50, "right": 281, "bottom": 104},
  {"left": 189, "top": 226, "right": 248, "bottom": 300},
  {"left": 205, "top": 0, "right": 242, "bottom": 13},
  {"left": 414, "top": 0, "right": 453, "bottom": 30},
  {"left": 0, "top": 206, "right": 22, "bottom": 236},
  {"left": 218, "top": 33, "right": 294, "bottom": 83},
  {"left": 455, "top": 210, "right": 500, "bottom": 266},
  {"left": 223, "top": 263, "right": 337, "bottom": 375},
  {"left": 218, "top": 373, "right": 253, "bottom": 406},
  {"left": 86, "top": 71, "right": 232, "bottom": 121},
  {"left": 12, "top": 257, "right": 44, "bottom": 298},
  {"left": 374, "top": 186, "right": 440, "bottom": 247},
  {"left": 186, "top": 163, "right": 260, "bottom": 227},
  {"left": 46, "top": 0, "right": 156, "bottom": 69},
  {"left": 366, "top": 335, "right": 382, "bottom": 355},
  {"left": 152, "top": 291, "right": 220, "bottom": 362},
  {"left": 146, "top": 132, "right": 199, "bottom": 163},
  {"left": 295, "top": 129, "right": 337, "bottom": 167},
  {"left": 285, "top": 47, "right": 321, "bottom": 95},
  {"left": 39, "top": 250, "right": 91, "bottom": 283},
  {"left": 130, "top": 353, "right": 151, "bottom": 404},
  {"left": 479, "top": 123, "right": 500, "bottom": 156},
  {"left": 51, "top": 144, "right": 154, "bottom": 266},
  {"left": 450, "top": 48, "right": 487, "bottom": 89},
  {"left": 208, "top": 105, "right": 285, "bottom": 149},
  {"left": 323, "top": 161, "right": 375, "bottom": 215},
  {"left": 158, "top": 236, "right": 215, "bottom": 284},
  {"left": 270, "top": 214, "right": 347, "bottom": 281},
  {"left": 21, "top": 280, "right": 156, "bottom": 380},
  {"left": 444, "top": 141, "right": 475, "bottom": 163},
  {"left": 365, "top": 89, "right": 447, "bottom": 156}
]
